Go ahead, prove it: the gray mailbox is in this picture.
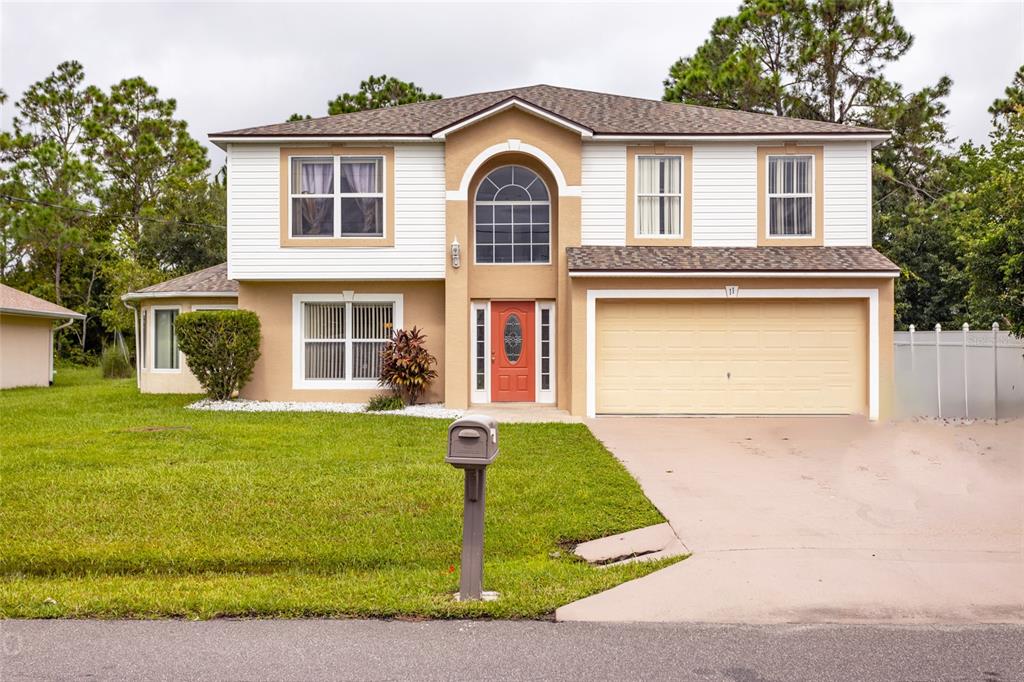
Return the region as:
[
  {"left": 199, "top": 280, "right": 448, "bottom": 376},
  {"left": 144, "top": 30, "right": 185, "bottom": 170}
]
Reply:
[{"left": 445, "top": 415, "right": 499, "bottom": 602}]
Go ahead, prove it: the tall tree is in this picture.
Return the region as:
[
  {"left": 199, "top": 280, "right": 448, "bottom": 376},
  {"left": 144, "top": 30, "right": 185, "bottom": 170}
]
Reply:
[
  {"left": 82, "top": 76, "right": 214, "bottom": 268},
  {"left": 327, "top": 75, "right": 440, "bottom": 115},
  {"left": 0, "top": 61, "right": 108, "bottom": 352},
  {"left": 989, "top": 65, "right": 1024, "bottom": 123},
  {"left": 664, "top": 0, "right": 913, "bottom": 123}
]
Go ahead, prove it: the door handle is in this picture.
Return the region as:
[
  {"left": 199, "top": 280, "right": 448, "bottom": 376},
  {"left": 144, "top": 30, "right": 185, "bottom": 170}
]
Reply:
[{"left": 491, "top": 352, "right": 496, "bottom": 364}]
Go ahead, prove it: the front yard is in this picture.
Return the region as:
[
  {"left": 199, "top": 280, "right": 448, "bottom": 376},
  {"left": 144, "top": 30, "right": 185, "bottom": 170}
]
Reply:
[{"left": 0, "top": 369, "right": 672, "bottom": 619}]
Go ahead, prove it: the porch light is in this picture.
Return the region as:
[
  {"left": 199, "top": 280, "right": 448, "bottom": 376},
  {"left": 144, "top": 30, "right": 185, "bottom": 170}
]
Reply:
[{"left": 451, "top": 237, "right": 461, "bottom": 269}]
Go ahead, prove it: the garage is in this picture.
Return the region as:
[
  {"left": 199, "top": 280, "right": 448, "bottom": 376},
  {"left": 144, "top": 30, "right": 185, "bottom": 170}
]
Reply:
[{"left": 595, "top": 298, "right": 868, "bottom": 415}]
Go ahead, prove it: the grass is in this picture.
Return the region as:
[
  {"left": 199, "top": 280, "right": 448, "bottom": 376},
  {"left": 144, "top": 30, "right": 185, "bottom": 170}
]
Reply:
[{"left": 0, "top": 368, "right": 677, "bottom": 619}]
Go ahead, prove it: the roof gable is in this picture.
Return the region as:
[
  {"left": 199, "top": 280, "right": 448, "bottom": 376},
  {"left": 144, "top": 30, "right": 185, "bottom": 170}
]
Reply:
[{"left": 210, "top": 84, "right": 888, "bottom": 140}]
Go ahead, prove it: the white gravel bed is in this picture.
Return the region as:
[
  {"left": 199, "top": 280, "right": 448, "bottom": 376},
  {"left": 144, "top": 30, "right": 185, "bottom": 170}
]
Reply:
[{"left": 187, "top": 399, "right": 465, "bottom": 420}]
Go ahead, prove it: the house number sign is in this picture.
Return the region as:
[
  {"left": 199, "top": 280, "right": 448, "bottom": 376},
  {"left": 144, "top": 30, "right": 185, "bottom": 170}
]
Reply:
[{"left": 725, "top": 285, "right": 739, "bottom": 298}]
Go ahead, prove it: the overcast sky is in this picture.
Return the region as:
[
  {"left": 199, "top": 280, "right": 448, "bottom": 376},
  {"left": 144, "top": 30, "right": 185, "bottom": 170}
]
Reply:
[{"left": 2, "top": 1, "right": 1022, "bottom": 170}]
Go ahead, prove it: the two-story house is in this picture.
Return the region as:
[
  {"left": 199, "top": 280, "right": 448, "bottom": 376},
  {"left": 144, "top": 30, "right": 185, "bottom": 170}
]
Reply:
[{"left": 125, "top": 85, "right": 899, "bottom": 419}]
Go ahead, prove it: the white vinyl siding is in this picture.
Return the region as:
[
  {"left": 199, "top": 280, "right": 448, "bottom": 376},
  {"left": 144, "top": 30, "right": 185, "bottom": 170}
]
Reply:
[
  {"left": 581, "top": 143, "right": 627, "bottom": 245},
  {"left": 823, "top": 141, "right": 872, "bottom": 246},
  {"left": 228, "top": 143, "right": 445, "bottom": 280},
  {"left": 691, "top": 144, "right": 758, "bottom": 246}
]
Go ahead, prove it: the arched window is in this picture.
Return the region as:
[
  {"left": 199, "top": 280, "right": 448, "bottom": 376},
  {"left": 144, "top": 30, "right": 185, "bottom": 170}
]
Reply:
[{"left": 474, "top": 165, "right": 550, "bottom": 264}]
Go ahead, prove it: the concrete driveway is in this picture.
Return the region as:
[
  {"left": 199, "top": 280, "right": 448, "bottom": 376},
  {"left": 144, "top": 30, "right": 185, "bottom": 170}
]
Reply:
[{"left": 558, "top": 417, "right": 1024, "bottom": 624}]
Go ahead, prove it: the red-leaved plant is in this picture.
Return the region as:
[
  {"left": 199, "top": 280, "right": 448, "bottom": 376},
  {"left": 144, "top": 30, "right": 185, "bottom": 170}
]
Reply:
[{"left": 378, "top": 327, "right": 438, "bottom": 405}]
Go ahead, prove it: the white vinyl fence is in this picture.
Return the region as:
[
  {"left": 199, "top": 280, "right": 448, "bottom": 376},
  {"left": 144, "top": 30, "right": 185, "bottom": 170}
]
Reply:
[{"left": 894, "top": 324, "right": 1024, "bottom": 420}]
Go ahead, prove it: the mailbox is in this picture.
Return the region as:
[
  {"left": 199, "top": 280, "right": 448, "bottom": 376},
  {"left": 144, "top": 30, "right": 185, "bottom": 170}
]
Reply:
[
  {"left": 445, "top": 414, "right": 499, "bottom": 602},
  {"left": 445, "top": 415, "right": 499, "bottom": 467}
]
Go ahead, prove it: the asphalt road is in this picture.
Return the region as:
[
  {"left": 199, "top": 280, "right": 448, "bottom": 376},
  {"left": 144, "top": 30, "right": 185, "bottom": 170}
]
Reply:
[{"left": 2, "top": 620, "right": 1022, "bottom": 681}]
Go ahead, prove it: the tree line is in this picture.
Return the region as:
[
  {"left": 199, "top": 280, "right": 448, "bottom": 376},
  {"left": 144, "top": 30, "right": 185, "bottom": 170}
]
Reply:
[{"left": 1, "top": 0, "right": 1021, "bottom": 367}]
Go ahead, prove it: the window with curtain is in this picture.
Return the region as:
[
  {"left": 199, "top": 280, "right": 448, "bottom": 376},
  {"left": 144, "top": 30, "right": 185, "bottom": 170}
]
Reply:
[
  {"left": 474, "top": 165, "right": 550, "bottom": 264},
  {"left": 636, "top": 156, "right": 682, "bottom": 236},
  {"left": 301, "top": 301, "right": 393, "bottom": 381},
  {"left": 290, "top": 156, "right": 384, "bottom": 238},
  {"left": 767, "top": 155, "right": 813, "bottom": 236},
  {"left": 291, "top": 157, "right": 334, "bottom": 237},
  {"left": 153, "top": 309, "right": 179, "bottom": 370}
]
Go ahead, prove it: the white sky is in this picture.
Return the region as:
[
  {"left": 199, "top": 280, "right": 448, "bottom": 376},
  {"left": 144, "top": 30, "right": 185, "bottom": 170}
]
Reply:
[{"left": 2, "top": 1, "right": 1022, "bottom": 170}]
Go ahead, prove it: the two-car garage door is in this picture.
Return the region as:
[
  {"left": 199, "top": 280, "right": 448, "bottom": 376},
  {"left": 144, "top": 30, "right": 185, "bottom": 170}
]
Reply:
[{"left": 596, "top": 299, "right": 867, "bottom": 415}]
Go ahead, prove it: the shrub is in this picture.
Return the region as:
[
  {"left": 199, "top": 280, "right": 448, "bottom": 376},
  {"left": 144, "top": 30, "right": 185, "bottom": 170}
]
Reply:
[
  {"left": 100, "top": 344, "right": 133, "bottom": 379},
  {"left": 175, "top": 310, "right": 262, "bottom": 400},
  {"left": 365, "top": 393, "right": 405, "bottom": 412},
  {"left": 379, "top": 327, "right": 438, "bottom": 405}
]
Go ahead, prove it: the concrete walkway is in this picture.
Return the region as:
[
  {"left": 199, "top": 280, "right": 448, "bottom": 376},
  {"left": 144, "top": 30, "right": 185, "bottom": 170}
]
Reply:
[{"left": 558, "top": 416, "right": 1024, "bottom": 623}]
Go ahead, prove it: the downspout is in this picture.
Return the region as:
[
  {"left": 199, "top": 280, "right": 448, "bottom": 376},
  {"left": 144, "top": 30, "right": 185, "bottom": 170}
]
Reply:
[
  {"left": 122, "top": 299, "right": 141, "bottom": 390},
  {"left": 51, "top": 317, "right": 76, "bottom": 384}
]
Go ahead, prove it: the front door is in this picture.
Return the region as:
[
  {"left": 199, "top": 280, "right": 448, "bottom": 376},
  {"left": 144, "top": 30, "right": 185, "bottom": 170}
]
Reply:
[{"left": 491, "top": 301, "right": 534, "bottom": 402}]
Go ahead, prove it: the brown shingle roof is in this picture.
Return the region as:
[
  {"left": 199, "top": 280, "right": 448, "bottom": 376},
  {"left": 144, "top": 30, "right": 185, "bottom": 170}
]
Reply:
[
  {"left": 123, "top": 263, "right": 238, "bottom": 299},
  {"left": 567, "top": 246, "right": 900, "bottom": 273},
  {"left": 0, "top": 283, "right": 85, "bottom": 319},
  {"left": 212, "top": 85, "right": 886, "bottom": 138}
]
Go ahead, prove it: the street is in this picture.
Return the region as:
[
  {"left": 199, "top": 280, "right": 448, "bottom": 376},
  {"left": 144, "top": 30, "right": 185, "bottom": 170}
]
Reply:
[{"left": 2, "top": 619, "right": 1021, "bottom": 681}]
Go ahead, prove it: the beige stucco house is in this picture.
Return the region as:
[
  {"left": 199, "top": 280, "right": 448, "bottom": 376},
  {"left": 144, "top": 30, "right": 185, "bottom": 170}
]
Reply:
[
  {"left": 128, "top": 85, "right": 899, "bottom": 418},
  {"left": 0, "top": 283, "right": 85, "bottom": 389}
]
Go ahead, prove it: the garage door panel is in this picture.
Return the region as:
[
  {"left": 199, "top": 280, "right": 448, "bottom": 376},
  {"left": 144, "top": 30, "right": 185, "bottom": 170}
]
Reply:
[{"left": 596, "top": 299, "right": 867, "bottom": 415}]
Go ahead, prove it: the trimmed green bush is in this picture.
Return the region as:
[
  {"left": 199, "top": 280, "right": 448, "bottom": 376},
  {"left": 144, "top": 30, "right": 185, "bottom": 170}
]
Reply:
[
  {"left": 365, "top": 393, "right": 405, "bottom": 412},
  {"left": 175, "top": 310, "right": 261, "bottom": 400},
  {"left": 379, "top": 327, "right": 438, "bottom": 405},
  {"left": 100, "top": 344, "right": 133, "bottom": 379}
]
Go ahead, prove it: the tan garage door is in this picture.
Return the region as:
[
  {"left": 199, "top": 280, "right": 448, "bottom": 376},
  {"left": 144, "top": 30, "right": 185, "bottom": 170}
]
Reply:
[{"left": 596, "top": 299, "right": 867, "bottom": 415}]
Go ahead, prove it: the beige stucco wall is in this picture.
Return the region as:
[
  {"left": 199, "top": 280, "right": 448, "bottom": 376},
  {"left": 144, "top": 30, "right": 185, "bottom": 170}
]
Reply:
[
  {"left": 569, "top": 276, "right": 895, "bottom": 419},
  {"left": 0, "top": 313, "right": 54, "bottom": 389},
  {"left": 238, "top": 281, "right": 445, "bottom": 403},
  {"left": 136, "top": 297, "right": 238, "bottom": 394},
  {"left": 442, "top": 107, "right": 583, "bottom": 409}
]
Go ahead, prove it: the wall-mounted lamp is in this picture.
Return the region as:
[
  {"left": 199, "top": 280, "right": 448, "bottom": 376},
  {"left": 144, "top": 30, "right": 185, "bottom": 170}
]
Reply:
[{"left": 451, "top": 237, "right": 461, "bottom": 269}]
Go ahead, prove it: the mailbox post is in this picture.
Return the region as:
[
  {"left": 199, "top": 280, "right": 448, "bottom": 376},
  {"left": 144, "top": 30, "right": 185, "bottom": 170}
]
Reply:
[{"left": 445, "top": 415, "right": 499, "bottom": 601}]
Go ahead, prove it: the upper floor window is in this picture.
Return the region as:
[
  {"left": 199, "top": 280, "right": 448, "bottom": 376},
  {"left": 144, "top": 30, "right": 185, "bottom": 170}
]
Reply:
[
  {"left": 636, "top": 155, "right": 682, "bottom": 236},
  {"left": 474, "top": 165, "right": 550, "bottom": 264},
  {"left": 290, "top": 156, "right": 384, "bottom": 238},
  {"left": 767, "top": 155, "right": 813, "bottom": 236}
]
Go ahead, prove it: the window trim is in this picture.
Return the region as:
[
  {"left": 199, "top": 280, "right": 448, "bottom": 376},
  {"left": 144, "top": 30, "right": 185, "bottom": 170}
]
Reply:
[
  {"left": 756, "top": 144, "right": 824, "bottom": 246},
  {"left": 765, "top": 153, "right": 815, "bottom": 239},
  {"left": 473, "top": 164, "right": 552, "bottom": 266},
  {"left": 625, "top": 145, "right": 692, "bottom": 246},
  {"left": 535, "top": 301, "right": 556, "bottom": 404},
  {"left": 150, "top": 305, "right": 182, "bottom": 374},
  {"left": 291, "top": 293, "right": 404, "bottom": 390},
  {"left": 470, "top": 301, "right": 491, "bottom": 404},
  {"left": 279, "top": 146, "right": 396, "bottom": 248},
  {"left": 634, "top": 154, "right": 684, "bottom": 239},
  {"left": 287, "top": 155, "right": 387, "bottom": 240}
]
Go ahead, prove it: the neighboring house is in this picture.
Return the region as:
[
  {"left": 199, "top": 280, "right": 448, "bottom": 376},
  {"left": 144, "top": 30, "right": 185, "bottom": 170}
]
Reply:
[
  {"left": 122, "top": 264, "right": 238, "bottom": 393},
  {"left": 0, "top": 283, "right": 85, "bottom": 389},
  {"left": 130, "top": 84, "right": 899, "bottom": 419}
]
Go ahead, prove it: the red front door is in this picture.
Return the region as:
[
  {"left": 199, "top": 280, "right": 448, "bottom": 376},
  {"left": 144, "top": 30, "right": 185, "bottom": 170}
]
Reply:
[{"left": 491, "top": 301, "right": 534, "bottom": 402}]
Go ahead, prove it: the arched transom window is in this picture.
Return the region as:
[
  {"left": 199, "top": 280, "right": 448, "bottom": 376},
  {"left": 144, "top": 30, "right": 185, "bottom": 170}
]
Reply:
[{"left": 474, "top": 165, "right": 550, "bottom": 264}]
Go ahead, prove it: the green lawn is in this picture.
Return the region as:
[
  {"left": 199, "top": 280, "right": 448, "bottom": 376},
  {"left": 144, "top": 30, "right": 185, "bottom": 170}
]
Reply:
[{"left": 0, "top": 369, "right": 675, "bottom": 619}]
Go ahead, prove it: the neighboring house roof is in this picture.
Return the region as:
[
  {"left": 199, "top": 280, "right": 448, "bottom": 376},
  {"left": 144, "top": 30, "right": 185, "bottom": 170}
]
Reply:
[
  {"left": 0, "top": 283, "right": 85, "bottom": 320},
  {"left": 122, "top": 263, "right": 238, "bottom": 301},
  {"left": 566, "top": 246, "right": 900, "bottom": 274},
  {"left": 210, "top": 84, "right": 887, "bottom": 139}
]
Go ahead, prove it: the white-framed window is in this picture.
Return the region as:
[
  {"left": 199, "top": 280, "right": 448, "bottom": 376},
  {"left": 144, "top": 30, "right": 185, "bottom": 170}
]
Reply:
[
  {"left": 536, "top": 302, "right": 555, "bottom": 404},
  {"left": 140, "top": 309, "right": 147, "bottom": 370},
  {"left": 470, "top": 301, "right": 490, "bottom": 404},
  {"left": 292, "top": 293, "right": 403, "bottom": 389},
  {"left": 766, "top": 154, "right": 814, "bottom": 236},
  {"left": 474, "top": 165, "right": 551, "bottom": 265},
  {"left": 289, "top": 155, "right": 385, "bottom": 238},
  {"left": 151, "top": 306, "right": 180, "bottom": 372},
  {"left": 636, "top": 155, "right": 683, "bottom": 237}
]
